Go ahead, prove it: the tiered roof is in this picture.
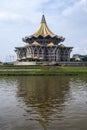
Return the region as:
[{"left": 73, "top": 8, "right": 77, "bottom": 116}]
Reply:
[
  {"left": 32, "top": 15, "right": 55, "bottom": 37},
  {"left": 22, "top": 15, "right": 65, "bottom": 44}
]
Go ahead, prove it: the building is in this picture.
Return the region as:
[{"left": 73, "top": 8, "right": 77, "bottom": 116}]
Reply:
[
  {"left": 15, "top": 15, "right": 73, "bottom": 65},
  {"left": 72, "top": 54, "right": 87, "bottom": 61}
]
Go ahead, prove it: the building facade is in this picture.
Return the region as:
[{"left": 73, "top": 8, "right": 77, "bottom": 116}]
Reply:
[{"left": 15, "top": 15, "right": 73, "bottom": 65}]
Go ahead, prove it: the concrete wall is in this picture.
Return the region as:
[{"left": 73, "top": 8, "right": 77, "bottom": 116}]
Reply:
[
  {"left": 14, "top": 61, "right": 87, "bottom": 66},
  {"left": 14, "top": 61, "right": 37, "bottom": 65}
]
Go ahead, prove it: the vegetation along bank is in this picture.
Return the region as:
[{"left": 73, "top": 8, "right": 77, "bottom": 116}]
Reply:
[{"left": 0, "top": 65, "right": 87, "bottom": 76}]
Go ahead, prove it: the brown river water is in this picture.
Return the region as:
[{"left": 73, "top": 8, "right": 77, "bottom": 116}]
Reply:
[{"left": 0, "top": 76, "right": 87, "bottom": 130}]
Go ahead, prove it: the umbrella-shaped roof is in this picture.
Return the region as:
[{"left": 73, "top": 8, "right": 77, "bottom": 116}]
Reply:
[
  {"left": 22, "top": 15, "right": 65, "bottom": 44},
  {"left": 32, "top": 15, "right": 55, "bottom": 37}
]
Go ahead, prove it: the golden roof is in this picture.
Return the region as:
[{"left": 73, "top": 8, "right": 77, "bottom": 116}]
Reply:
[
  {"left": 32, "top": 41, "right": 40, "bottom": 46},
  {"left": 75, "top": 57, "right": 81, "bottom": 61},
  {"left": 26, "top": 56, "right": 32, "bottom": 58},
  {"left": 32, "top": 15, "right": 55, "bottom": 37},
  {"left": 59, "top": 44, "right": 65, "bottom": 47},
  {"left": 22, "top": 57, "right": 26, "bottom": 59},
  {"left": 39, "top": 57, "right": 43, "bottom": 60},
  {"left": 33, "top": 56, "right": 39, "bottom": 59},
  {"left": 47, "top": 42, "right": 54, "bottom": 46}
]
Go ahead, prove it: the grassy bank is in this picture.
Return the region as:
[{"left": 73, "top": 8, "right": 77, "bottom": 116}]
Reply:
[{"left": 0, "top": 65, "right": 87, "bottom": 76}]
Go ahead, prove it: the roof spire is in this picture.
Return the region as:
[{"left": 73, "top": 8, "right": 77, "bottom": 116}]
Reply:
[
  {"left": 41, "top": 14, "right": 46, "bottom": 23},
  {"left": 32, "top": 14, "right": 55, "bottom": 37}
]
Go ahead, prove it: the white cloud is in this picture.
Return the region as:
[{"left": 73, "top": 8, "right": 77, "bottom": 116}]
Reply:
[
  {"left": 0, "top": 12, "right": 22, "bottom": 21},
  {"left": 0, "top": 0, "right": 51, "bottom": 23},
  {"left": 62, "top": 0, "right": 87, "bottom": 16},
  {"left": 0, "top": 0, "right": 87, "bottom": 60}
]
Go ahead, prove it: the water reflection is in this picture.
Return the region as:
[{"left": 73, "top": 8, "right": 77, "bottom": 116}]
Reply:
[
  {"left": 16, "top": 76, "right": 71, "bottom": 128},
  {"left": 0, "top": 76, "right": 87, "bottom": 130}
]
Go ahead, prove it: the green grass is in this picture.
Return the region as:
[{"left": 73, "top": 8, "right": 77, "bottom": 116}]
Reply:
[{"left": 0, "top": 65, "right": 87, "bottom": 76}]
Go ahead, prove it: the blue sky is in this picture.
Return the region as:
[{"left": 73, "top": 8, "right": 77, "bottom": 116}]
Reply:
[{"left": 0, "top": 0, "right": 87, "bottom": 61}]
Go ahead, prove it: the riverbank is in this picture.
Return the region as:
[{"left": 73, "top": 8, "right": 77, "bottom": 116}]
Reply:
[{"left": 0, "top": 65, "right": 87, "bottom": 76}]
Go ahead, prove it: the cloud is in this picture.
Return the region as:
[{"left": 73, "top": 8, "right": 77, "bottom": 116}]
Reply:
[
  {"left": 62, "top": 0, "right": 87, "bottom": 27},
  {"left": 62, "top": 0, "right": 87, "bottom": 16},
  {"left": 0, "top": 0, "right": 53, "bottom": 23},
  {"left": 0, "top": 0, "right": 80, "bottom": 21},
  {"left": 0, "top": 12, "right": 22, "bottom": 21},
  {"left": 0, "top": 0, "right": 87, "bottom": 61},
  {"left": 58, "top": 0, "right": 87, "bottom": 55}
]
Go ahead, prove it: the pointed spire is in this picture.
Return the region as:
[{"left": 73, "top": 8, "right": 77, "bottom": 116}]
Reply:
[
  {"left": 41, "top": 14, "right": 46, "bottom": 23},
  {"left": 32, "top": 14, "right": 55, "bottom": 37}
]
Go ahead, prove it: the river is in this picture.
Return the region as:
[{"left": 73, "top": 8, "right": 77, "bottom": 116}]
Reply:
[{"left": 0, "top": 76, "right": 87, "bottom": 130}]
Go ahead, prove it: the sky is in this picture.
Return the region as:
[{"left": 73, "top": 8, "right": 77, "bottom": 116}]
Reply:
[{"left": 0, "top": 0, "right": 87, "bottom": 62}]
